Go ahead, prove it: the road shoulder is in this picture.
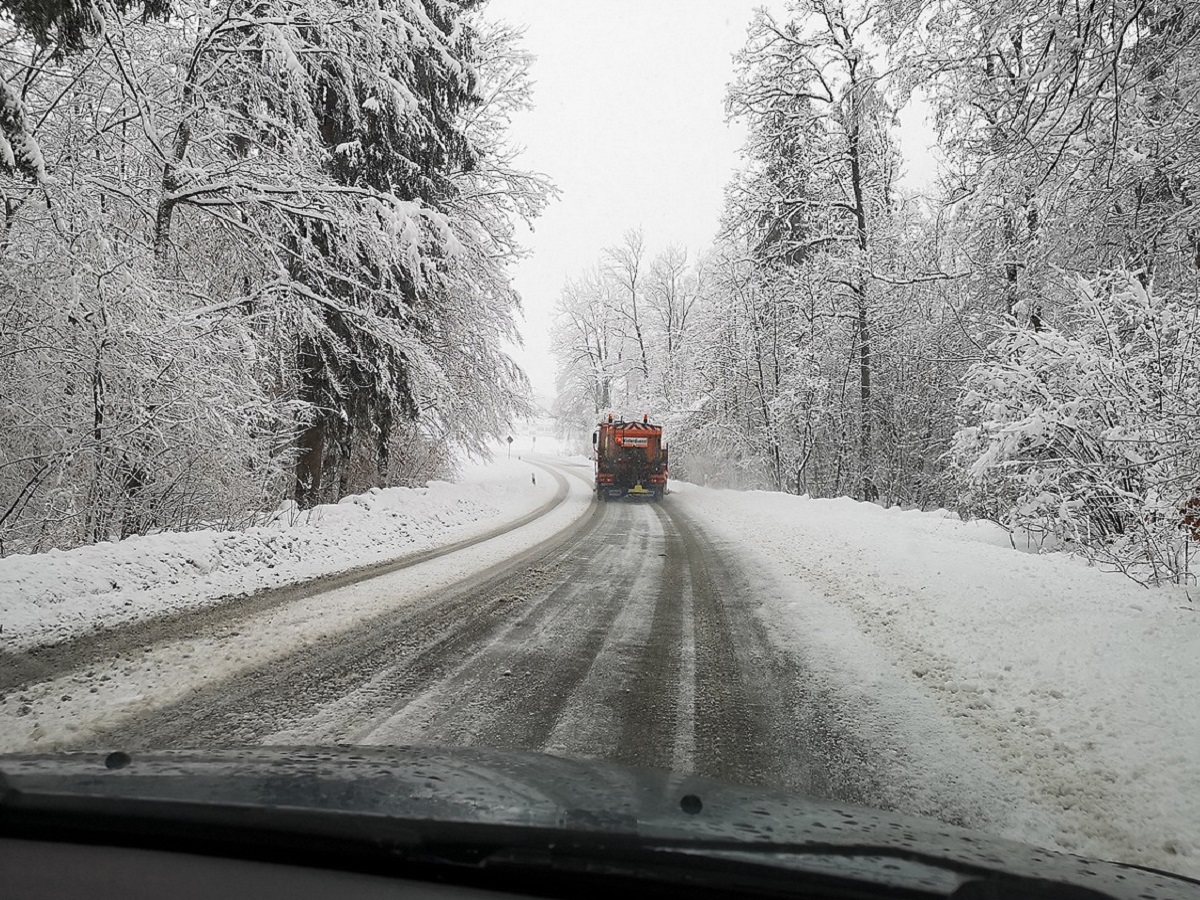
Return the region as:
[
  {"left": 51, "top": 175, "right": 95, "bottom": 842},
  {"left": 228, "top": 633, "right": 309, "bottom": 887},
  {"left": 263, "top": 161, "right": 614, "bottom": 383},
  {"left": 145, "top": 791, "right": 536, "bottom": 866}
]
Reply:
[{"left": 666, "top": 481, "right": 1199, "bottom": 878}]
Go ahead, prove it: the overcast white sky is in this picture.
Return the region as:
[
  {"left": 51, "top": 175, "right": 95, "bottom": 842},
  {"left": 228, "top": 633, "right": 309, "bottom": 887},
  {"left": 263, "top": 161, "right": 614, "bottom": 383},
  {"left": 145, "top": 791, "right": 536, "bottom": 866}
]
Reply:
[{"left": 487, "top": 0, "right": 935, "bottom": 400}]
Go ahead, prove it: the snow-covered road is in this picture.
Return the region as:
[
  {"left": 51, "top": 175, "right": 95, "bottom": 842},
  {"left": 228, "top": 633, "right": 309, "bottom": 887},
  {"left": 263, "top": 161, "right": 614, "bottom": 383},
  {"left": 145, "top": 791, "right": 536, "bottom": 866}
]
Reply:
[
  {"left": 62, "top": 474, "right": 879, "bottom": 810},
  {"left": 2, "top": 458, "right": 1197, "bottom": 881},
  {"left": 0, "top": 457, "right": 594, "bottom": 750}
]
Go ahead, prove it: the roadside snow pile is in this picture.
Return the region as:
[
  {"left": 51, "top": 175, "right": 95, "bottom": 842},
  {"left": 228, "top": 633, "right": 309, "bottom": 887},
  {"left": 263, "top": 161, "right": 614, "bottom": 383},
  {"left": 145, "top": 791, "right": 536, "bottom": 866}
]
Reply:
[
  {"left": 671, "top": 483, "right": 1200, "bottom": 879},
  {"left": 0, "top": 458, "right": 556, "bottom": 651}
]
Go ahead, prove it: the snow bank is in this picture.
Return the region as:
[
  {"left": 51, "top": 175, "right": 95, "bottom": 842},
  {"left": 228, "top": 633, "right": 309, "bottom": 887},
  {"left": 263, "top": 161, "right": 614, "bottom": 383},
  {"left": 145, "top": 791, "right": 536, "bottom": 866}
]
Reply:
[
  {"left": 0, "top": 458, "right": 556, "bottom": 651},
  {"left": 671, "top": 483, "right": 1200, "bottom": 878}
]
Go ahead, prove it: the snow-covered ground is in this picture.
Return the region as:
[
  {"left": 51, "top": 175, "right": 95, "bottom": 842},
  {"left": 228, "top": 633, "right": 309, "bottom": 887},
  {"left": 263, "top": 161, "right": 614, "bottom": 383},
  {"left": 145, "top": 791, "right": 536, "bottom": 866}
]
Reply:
[
  {"left": 4, "top": 447, "right": 1196, "bottom": 878},
  {"left": 0, "top": 452, "right": 597, "bottom": 754},
  {"left": 0, "top": 451, "right": 563, "bottom": 651},
  {"left": 671, "top": 483, "right": 1200, "bottom": 879}
]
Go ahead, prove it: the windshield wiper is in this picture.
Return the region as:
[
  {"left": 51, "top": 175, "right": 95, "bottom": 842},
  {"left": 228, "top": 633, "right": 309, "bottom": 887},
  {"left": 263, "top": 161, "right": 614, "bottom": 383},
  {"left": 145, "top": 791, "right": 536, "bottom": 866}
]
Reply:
[
  {"left": 468, "top": 837, "right": 1124, "bottom": 900},
  {"left": 0, "top": 782, "right": 1145, "bottom": 899}
]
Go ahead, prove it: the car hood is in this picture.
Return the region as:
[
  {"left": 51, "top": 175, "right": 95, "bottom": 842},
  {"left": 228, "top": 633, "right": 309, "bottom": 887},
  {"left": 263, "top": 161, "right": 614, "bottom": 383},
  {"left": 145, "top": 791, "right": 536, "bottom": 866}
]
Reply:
[{"left": 0, "top": 745, "right": 1194, "bottom": 899}]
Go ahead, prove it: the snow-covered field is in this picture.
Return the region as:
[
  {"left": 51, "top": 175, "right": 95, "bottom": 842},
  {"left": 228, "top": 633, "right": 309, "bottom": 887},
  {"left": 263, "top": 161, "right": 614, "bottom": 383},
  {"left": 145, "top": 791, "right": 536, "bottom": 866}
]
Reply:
[
  {"left": 0, "top": 453, "right": 561, "bottom": 651},
  {"left": 671, "top": 483, "right": 1200, "bottom": 878}
]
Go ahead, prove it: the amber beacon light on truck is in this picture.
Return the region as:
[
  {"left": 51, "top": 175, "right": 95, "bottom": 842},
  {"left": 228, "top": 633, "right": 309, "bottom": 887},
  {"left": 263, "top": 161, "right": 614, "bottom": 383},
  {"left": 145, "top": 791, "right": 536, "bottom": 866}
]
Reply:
[{"left": 592, "top": 413, "right": 668, "bottom": 502}]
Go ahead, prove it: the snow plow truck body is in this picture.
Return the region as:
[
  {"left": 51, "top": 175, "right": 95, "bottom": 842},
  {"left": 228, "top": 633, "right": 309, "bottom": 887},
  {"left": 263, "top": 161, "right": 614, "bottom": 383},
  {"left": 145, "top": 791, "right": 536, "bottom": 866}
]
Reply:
[{"left": 593, "top": 415, "right": 668, "bottom": 501}]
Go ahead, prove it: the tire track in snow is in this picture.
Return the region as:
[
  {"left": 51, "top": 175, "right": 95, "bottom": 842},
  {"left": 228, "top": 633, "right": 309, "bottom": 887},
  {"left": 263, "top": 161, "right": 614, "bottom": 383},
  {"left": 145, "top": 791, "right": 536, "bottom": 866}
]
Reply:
[
  {"left": 660, "top": 499, "right": 883, "bottom": 802},
  {"left": 76, "top": 479, "right": 879, "bottom": 811},
  {"left": 364, "top": 501, "right": 653, "bottom": 752},
  {"left": 81, "top": 467, "right": 602, "bottom": 750}
]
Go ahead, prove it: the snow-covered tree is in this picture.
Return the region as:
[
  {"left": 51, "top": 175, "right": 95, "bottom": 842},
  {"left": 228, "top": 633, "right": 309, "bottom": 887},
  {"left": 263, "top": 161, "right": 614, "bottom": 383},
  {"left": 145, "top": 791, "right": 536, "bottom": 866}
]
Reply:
[
  {"left": 0, "top": 0, "right": 549, "bottom": 550},
  {"left": 551, "top": 266, "right": 629, "bottom": 442},
  {"left": 644, "top": 244, "right": 702, "bottom": 407},
  {"left": 727, "top": 0, "right": 899, "bottom": 500},
  {"left": 882, "top": 0, "right": 1200, "bottom": 321},
  {"left": 550, "top": 234, "right": 705, "bottom": 447},
  {"left": 952, "top": 272, "right": 1200, "bottom": 583}
]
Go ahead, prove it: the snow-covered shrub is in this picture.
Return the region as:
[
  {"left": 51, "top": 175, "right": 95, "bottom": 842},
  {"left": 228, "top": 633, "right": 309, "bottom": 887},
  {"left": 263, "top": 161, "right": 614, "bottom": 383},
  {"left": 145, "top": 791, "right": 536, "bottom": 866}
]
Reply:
[{"left": 951, "top": 272, "right": 1200, "bottom": 584}]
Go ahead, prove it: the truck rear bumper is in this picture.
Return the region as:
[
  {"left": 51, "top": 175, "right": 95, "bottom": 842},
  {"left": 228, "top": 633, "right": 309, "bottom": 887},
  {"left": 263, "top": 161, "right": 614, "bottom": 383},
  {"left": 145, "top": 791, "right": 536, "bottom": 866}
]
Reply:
[{"left": 597, "top": 484, "right": 665, "bottom": 502}]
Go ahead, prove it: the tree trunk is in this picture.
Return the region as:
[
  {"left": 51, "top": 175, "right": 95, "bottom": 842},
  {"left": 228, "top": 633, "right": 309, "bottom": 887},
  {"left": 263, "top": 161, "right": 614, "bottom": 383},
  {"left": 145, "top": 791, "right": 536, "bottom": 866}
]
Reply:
[
  {"left": 1002, "top": 206, "right": 1019, "bottom": 318},
  {"left": 376, "top": 404, "right": 393, "bottom": 487},
  {"left": 294, "top": 345, "right": 326, "bottom": 508},
  {"left": 153, "top": 52, "right": 196, "bottom": 261},
  {"left": 335, "top": 417, "right": 353, "bottom": 499},
  {"left": 1, "top": 196, "right": 18, "bottom": 256},
  {"left": 294, "top": 415, "right": 325, "bottom": 509},
  {"left": 856, "top": 291, "right": 876, "bottom": 502},
  {"left": 847, "top": 106, "right": 877, "bottom": 502}
]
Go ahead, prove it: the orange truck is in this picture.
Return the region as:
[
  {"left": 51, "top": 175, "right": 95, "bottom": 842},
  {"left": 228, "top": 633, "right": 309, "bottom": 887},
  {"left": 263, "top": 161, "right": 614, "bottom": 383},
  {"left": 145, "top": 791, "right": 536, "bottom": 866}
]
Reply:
[{"left": 592, "top": 414, "right": 668, "bottom": 501}]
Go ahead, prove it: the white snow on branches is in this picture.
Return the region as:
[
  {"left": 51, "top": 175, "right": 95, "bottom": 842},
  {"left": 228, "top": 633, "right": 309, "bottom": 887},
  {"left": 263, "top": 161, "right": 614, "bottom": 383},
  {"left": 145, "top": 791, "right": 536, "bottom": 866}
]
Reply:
[{"left": 953, "top": 273, "right": 1200, "bottom": 583}]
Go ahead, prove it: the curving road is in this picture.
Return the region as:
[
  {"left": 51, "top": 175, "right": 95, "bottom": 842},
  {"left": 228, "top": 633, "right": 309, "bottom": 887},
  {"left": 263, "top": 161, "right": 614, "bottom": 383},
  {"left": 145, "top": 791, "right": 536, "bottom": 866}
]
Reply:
[{"left": 9, "top": 459, "right": 881, "bottom": 805}]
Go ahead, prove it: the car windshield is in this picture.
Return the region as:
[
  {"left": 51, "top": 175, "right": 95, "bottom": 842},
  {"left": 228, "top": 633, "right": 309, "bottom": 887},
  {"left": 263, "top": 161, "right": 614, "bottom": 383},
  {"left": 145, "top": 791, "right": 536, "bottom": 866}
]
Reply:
[{"left": 2, "top": 0, "right": 1198, "bottom": 889}]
